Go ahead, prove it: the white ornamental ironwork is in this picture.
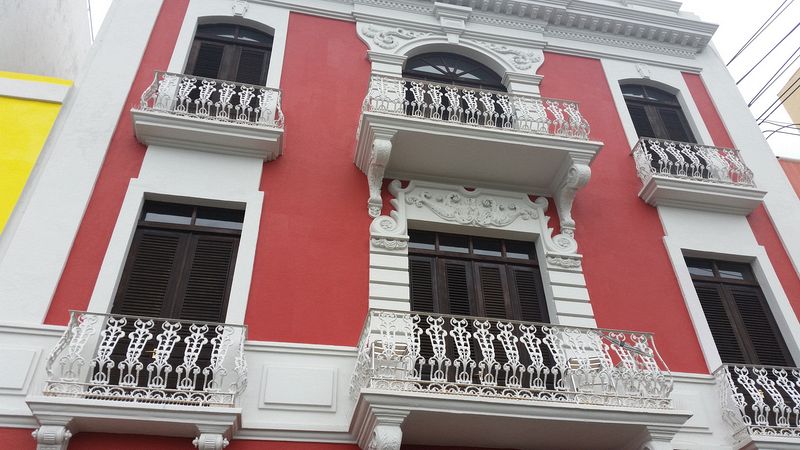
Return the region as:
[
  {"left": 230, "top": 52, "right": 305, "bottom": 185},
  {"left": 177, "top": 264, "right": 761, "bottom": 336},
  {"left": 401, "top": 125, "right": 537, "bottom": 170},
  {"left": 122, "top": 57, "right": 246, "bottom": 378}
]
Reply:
[
  {"left": 632, "top": 137, "right": 755, "bottom": 187},
  {"left": 716, "top": 364, "right": 800, "bottom": 439},
  {"left": 138, "top": 70, "right": 284, "bottom": 128},
  {"left": 350, "top": 309, "right": 673, "bottom": 409},
  {"left": 362, "top": 75, "right": 590, "bottom": 140},
  {"left": 43, "top": 311, "right": 248, "bottom": 408}
]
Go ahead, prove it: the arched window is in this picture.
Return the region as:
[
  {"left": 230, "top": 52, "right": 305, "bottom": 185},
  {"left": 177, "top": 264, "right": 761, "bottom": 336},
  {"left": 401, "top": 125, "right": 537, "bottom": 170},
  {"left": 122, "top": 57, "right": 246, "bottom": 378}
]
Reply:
[
  {"left": 186, "top": 24, "right": 273, "bottom": 86},
  {"left": 403, "top": 52, "right": 506, "bottom": 91},
  {"left": 621, "top": 84, "right": 695, "bottom": 143}
]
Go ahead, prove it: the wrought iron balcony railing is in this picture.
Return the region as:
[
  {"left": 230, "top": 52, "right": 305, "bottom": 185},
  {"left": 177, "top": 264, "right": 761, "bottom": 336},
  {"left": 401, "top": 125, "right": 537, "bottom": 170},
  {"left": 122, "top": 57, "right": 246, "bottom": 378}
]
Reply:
[
  {"left": 138, "top": 71, "right": 284, "bottom": 128},
  {"left": 632, "top": 138, "right": 755, "bottom": 187},
  {"left": 717, "top": 364, "right": 800, "bottom": 438},
  {"left": 42, "top": 311, "right": 247, "bottom": 407},
  {"left": 363, "top": 75, "right": 590, "bottom": 140},
  {"left": 351, "top": 310, "right": 673, "bottom": 409}
]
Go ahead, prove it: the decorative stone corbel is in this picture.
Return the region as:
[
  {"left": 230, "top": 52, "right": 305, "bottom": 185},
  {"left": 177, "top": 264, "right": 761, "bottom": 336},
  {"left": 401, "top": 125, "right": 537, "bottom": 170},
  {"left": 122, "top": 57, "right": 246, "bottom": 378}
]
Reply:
[
  {"left": 370, "top": 212, "right": 408, "bottom": 251},
  {"left": 367, "top": 129, "right": 397, "bottom": 217},
  {"left": 634, "top": 425, "right": 679, "bottom": 450},
  {"left": 359, "top": 408, "right": 409, "bottom": 450},
  {"left": 554, "top": 163, "right": 591, "bottom": 239},
  {"left": 193, "top": 433, "right": 230, "bottom": 450},
  {"left": 32, "top": 425, "right": 72, "bottom": 450}
]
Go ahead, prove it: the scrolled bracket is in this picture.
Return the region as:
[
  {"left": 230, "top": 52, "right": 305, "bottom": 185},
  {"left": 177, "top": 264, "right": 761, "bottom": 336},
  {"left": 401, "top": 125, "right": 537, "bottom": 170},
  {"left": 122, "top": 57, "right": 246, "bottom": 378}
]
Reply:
[
  {"left": 553, "top": 162, "right": 591, "bottom": 249},
  {"left": 367, "top": 129, "right": 397, "bottom": 217},
  {"left": 32, "top": 426, "right": 72, "bottom": 450}
]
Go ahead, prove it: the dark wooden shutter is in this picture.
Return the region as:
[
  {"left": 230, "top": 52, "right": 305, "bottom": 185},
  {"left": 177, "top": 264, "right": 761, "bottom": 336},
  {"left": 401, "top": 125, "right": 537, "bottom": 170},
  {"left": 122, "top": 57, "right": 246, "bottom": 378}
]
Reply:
[
  {"left": 658, "top": 107, "right": 694, "bottom": 143},
  {"left": 188, "top": 42, "right": 225, "bottom": 79},
  {"left": 174, "top": 235, "right": 239, "bottom": 323},
  {"left": 509, "top": 266, "right": 548, "bottom": 323},
  {"left": 235, "top": 48, "right": 269, "bottom": 85},
  {"left": 409, "top": 256, "right": 437, "bottom": 313},
  {"left": 474, "top": 263, "right": 510, "bottom": 319},
  {"left": 112, "top": 229, "right": 187, "bottom": 317},
  {"left": 728, "top": 285, "right": 793, "bottom": 366},
  {"left": 627, "top": 103, "right": 656, "bottom": 138},
  {"left": 440, "top": 260, "right": 474, "bottom": 316},
  {"left": 694, "top": 282, "right": 748, "bottom": 364}
]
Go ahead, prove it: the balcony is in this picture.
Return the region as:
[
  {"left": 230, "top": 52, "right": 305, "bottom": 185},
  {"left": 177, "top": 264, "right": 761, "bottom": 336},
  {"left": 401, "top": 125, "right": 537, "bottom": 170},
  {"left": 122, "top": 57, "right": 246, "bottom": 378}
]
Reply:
[
  {"left": 349, "top": 310, "right": 691, "bottom": 449},
  {"left": 717, "top": 364, "right": 800, "bottom": 448},
  {"left": 132, "top": 71, "right": 284, "bottom": 160},
  {"left": 355, "top": 75, "right": 603, "bottom": 218},
  {"left": 632, "top": 138, "right": 766, "bottom": 215},
  {"left": 27, "top": 311, "right": 246, "bottom": 447}
]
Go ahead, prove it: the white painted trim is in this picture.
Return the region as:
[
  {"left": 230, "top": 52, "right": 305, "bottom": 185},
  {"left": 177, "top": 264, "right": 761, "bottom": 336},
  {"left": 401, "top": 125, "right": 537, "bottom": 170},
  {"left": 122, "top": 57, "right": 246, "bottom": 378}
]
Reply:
[
  {"left": 661, "top": 223, "right": 800, "bottom": 372},
  {"left": 167, "top": 0, "right": 290, "bottom": 90},
  {"left": 601, "top": 58, "right": 713, "bottom": 150},
  {"left": 0, "top": 77, "right": 70, "bottom": 103},
  {"left": 367, "top": 180, "right": 596, "bottom": 327},
  {"left": 244, "top": 340, "right": 357, "bottom": 357},
  {"left": 0, "top": 0, "right": 164, "bottom": 325},
  {"left": 85, "top": 178, "right": 264, "bottom": 325}
]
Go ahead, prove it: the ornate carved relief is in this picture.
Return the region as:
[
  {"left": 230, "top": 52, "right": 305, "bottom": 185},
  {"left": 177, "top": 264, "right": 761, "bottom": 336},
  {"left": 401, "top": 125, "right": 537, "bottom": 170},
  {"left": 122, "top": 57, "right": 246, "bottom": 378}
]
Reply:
[
  {"left": 470, "top": 40, "right": 544, "bottom": 72},
  {"left": 32, "top": 426, "right": 72, "bottom": 450},
  {"left": 546, "top": 255, "right": 582, "bottom": 269},
  {"left": 554, "top": 163, "right": 591, "bottom": 238},
  {"left": 390, "top": 180, "right": 582, "bottom": 255},
  {"left": 366, "top": 129, "right": 396, "bottom": 217},
  {"left": 368, "top": 425, "right": 403, "bottom": 450},
  {"left": 369, "top": 207, "right": 408, "bottom": 252},
  {"left": 231, "top": 0, "right": 248, "bottom": 17},
  {"left": 361, "top": 25, "right": 430, "bottom": 50},
  {"left": 405, "top": 190, "right": 538, "bottom": 227},
  {"left": 193, "top": 433, "right": 229, "bottom": 450},
  {"left": 635, "top": 63, "right": 652, "bottom": 79}
]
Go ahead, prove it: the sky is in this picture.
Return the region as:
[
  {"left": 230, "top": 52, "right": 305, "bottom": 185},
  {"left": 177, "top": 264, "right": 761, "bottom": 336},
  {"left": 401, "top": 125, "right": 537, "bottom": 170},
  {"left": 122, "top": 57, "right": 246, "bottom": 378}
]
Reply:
[{"left": 87, "top": 0, "right": 800, "bottom": 158}]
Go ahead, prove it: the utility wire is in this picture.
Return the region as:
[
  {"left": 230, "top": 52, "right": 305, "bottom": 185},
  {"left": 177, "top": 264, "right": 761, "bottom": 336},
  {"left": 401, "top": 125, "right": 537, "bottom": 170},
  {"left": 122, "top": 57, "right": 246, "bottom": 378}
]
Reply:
[
  {"left": 748, "top": 50, "right": 800, "bottom": 106},
  {"left": 756, "top": 76, "right": 800, "bottom": 123},
  {"left": 736, "top": 21, "right": 800, "bottom": 85},
  {"left": 748, "top": 46, "right": 800, "bottom": 105},
  {"left": 728, "top": 0, "right": 795, "bottom": 66},
  {"left": 763, "top": 123, "right": 800, "bottom": 139}
]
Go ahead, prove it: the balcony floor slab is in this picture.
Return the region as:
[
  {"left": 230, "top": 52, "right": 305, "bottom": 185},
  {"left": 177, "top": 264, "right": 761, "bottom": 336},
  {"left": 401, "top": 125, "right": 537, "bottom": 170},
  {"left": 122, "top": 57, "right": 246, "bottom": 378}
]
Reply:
[
  {"left": 352, "top": 389, "right": 692, "bottom": 450},
  {"left": 639, "top": 175, "right": 767, "bottom": 215}
]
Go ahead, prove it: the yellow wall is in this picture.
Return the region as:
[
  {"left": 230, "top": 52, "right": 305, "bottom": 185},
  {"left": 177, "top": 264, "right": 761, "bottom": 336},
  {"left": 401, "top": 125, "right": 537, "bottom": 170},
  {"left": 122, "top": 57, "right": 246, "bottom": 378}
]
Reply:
[{"left": 0, "top": 72, "right": 71, "bottom": 233}]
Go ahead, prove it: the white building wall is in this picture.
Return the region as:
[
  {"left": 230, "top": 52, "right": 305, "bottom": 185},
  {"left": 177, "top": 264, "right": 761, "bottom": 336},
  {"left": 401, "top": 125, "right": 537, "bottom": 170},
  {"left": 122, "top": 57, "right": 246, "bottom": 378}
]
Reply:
[{"left": 0, "top": 0, "right": 93, "bottom": 80}]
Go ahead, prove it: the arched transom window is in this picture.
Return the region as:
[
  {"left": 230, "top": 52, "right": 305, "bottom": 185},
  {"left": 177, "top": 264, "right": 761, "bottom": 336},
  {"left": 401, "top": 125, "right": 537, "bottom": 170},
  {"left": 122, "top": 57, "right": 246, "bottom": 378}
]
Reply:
[
  {"left": 403, "top": 52, "right": 506, "bottom": 91},
  {"left": 621, "top": 84, "right": 695, "bottom": 143},
  {"left": 186, "top": 24, "right": 273, "bottom": 86}
]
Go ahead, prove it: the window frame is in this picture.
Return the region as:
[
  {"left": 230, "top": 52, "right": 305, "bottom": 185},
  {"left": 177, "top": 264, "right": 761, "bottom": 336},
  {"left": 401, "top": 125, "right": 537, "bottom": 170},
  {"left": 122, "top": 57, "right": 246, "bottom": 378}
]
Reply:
[
  {"left": 185, "top": 23, "right": 274, "bottom": 85},
  {"left": 621, "top": 83, "right": 696, "bottom": 143},
  {"left": 685, "top": 257, "right": 795, "bottom": 366}
]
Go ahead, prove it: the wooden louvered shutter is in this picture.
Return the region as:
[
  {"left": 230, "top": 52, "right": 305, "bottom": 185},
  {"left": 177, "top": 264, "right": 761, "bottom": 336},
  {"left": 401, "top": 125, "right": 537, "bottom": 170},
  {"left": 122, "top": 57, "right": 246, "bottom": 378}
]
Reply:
[
  {"left": 694, "top": 282, "right": 748, "bottom": 364},
  {"left": 235, "top": 48, "right": 270, "bottom": 85},
  {"left": 439, "top": 260, "right": 474, "bottom": 316},
  {"left": 188, "top": 42, "right": 226, "bottom": 79},
  {"left": 174, "top": 234, "right": 239, "bottom": 323},
  {"left": 112, "top": 229, "right": 187, "bottom": 317},
  {"left": 474, "top": 263, "right": 510, "bottom": 319},
  {"left": 509, "top": 266, "right": 548, "bottom": 323},
  {"left": 728, "top": 285, "right": 793, "bottom": 366},
  {"left": 626, "top": 103, "right": 656, "bottom": 138},
  {"left": 657, "top": 107, "right": 695, "bottom": 143},
  {"left": 409, "top": 256, "right": 437, "bottom": 313}
]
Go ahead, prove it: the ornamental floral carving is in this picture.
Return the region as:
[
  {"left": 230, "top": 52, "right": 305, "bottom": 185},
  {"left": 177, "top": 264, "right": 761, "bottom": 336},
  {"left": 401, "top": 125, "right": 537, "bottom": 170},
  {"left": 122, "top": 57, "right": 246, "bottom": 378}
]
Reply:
[
  {"left": 371, "top": 237, "right": 408, "bottom": 250},
  {"left": 405, "top": 190, "right": 537, "bottom": 227},
  {"left": 546, "top": 255, "right": 582, "bottom": 269},
  {"left": 472, "top": 40, "right": 543, "bottom": 71},
  {"left": 361, "top": 24, "right": 429, "bottom": 50}
]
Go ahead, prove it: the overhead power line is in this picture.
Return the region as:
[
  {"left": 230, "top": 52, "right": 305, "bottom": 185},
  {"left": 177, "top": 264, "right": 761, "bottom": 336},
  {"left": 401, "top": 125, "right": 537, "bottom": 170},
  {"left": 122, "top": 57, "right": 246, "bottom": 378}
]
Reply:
[
  {"left": 756, "top": 75, "right": 800, "bottom": 124},
  {"left": 748, "top": 46, "right": 800, "bottom": 106},
  {"left": 736, "top": 21, "right": 800, "bottom": 85},
  {"left": 727, "top": 0, "right": 795, "bottom": 66}
]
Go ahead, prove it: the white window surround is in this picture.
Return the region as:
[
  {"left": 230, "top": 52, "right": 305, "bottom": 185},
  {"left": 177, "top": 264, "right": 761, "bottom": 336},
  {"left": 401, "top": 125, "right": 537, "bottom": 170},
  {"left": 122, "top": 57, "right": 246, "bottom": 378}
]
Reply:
[
  {"left": 85, "top": 178, "right": 263, "bottom": 326},
  {"left": 166, "top": 0, "right": 290, "bottom": 90},
  {"left": 602, "top": 59, "right": 714, "bottom": 150},
  {"left": 369, "top": 179, "right": 597, "bottom": 328},
  {"left": 603, "top": 59, "right": 800, "bottom": 372}
]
